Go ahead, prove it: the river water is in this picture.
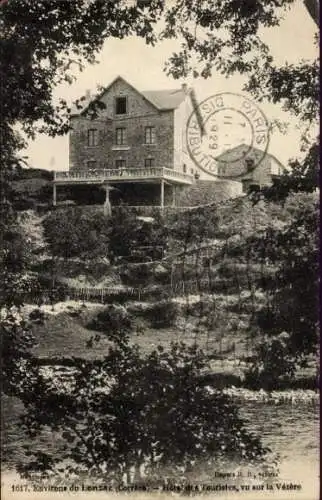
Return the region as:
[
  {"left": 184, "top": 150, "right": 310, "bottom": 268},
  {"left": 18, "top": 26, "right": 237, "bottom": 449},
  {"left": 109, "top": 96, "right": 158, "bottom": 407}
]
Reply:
[
  {"left": 2, "top": 395, "right": 319, "bottom": 500},
  {"left": 239, "top": 400, "right": 319, "bottom": 498}
]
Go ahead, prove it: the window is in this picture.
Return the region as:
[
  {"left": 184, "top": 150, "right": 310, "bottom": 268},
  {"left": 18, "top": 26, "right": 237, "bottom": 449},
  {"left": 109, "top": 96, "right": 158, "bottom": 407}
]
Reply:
[
  {"left": 87, "top": 129, "right": 98, "bottom": 147},
  {"left": 145, "top": 126, "right": 156, "bottom": 144},
  {"left": 116, "top": 159, "right": 126, "bottom": 169},
  {"left": 115, "top": 128, "right": 126, "bottom": 145},
  {"left": 145, "top": 158, "right": 155, "bottom": 168},
  {"left": 183, "top": 164, "right": 187, "bottom": 173},
  {"left": 115, "top": 97, "right": 127, "bottom": 115},
  {"left": 87, "top": 161, "right": 97, "bottom": 170}
]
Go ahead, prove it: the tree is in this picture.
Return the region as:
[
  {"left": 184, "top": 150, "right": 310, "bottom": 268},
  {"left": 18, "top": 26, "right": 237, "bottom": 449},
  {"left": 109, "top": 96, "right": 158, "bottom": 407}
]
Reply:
[
  {"left": 1, "top": 1, "right": 318, "bottom": 139},
  {"left": 250, "top": 141, "right": 319, "bottom": 202},
  {"left": 43, "top": 208, "right": 110, "bottom": 259},
  {"left": 18, "top": 341, "right": 266, "bottom": 485},
  {"left": 0, "top": 204, "right": 38, "bottom": 395},
  {"left": 108, "top": 207, "right": 167, "bottom": 262},
  {"left": 243, "top": 193, "right": 319, "bottom": 387}
]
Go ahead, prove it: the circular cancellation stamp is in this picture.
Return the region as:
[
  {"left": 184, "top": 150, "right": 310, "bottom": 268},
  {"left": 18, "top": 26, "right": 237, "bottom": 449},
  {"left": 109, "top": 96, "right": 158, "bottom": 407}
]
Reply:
[{"left": 186, "top": 92, "right": 270, "bottom": 178}]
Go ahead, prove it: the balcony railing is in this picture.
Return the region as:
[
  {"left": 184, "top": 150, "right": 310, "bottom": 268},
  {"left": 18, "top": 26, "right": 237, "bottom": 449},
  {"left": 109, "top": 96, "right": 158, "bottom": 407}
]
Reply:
[{"left": 54, "top": 167, "right": 194, "bottom": 184}]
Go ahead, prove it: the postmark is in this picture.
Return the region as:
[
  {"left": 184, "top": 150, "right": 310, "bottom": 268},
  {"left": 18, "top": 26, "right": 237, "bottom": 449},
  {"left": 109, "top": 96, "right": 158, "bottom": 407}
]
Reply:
[{"left": 186, "top": 92, "right": 270, "bottom": 178}]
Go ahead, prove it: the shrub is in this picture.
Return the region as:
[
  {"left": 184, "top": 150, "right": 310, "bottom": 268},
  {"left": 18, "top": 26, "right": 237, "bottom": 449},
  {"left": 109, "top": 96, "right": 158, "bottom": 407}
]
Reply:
[
  {"left": 119, "top": 263, "right": 154, "bottom": 287},
  {"left": 108, "top": 207, "right": 167, "bottom": 263},
  {"left": 88, "top": 304, "right": 133, "bottom": 343},
  {"left": 244, "top": 332, "right": 299, "bottom": 390},
  {"left": 43, "top": 208, "right": 110, "bottom": 259},
  {"left": 144, "top": 300, "right": 178, "bottom": 329}
]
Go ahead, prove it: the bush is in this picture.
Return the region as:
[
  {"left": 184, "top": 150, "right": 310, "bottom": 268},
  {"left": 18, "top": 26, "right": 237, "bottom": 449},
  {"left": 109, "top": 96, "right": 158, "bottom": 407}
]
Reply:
[
  {"left": 119, "top": 263, "right": 154, "bottom": 287},
  {"left": 108, "top": 207, "right": 167, "bottom": 263},
  {"left": 88, "top": 304, "right": 133, "bottom": 343},
  {"left": 126, "top": 299, "right": 178, "bottom": 328},
  {"left": 144, "top": 300, "right": 178, "bottom": 329},
  {"left": 244, "top": 332, "right": 298, "bottom": 391},
  {"left": 43, "top": 208, "right": 110, "bottom": 259},
  {"left": 169, "top": 206, "right": 219, "bottom": 243}
]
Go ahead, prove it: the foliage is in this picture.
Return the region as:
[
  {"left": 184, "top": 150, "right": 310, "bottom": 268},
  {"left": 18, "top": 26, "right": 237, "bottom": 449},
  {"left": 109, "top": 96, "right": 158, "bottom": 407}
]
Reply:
[
  {"left": 0, "top": 307, "right": 36, "bottom": 397},
  {"left": 0, "top": 205, "right": 33, "bottom": 307},
  {"left": 168, "top": 206, "right": 219, "bottom": 249},
  {"left": 257, "top": 195, "right": 318, "bottom": 354},
  {"left": 0, "top": 200, "right": 40, "bottom": 395},
  {"left": 43, "top": 207, "right": 168, "bottom": 262},
  {"left": 108, "top": 207, "right": 167, "bottom": 263},
  {"left": 119, "top": 263, "right": 155, "bottom": 287},
  {"left": 1, "top": 0, "right": 166, "bottom": 395},
  {"left": 88, "top": 304, "right": 133, "bottom": 344},
  {"left": 244, "top": 193, "right": 319, "bottom": 385},
  {"left": 1, "top": 0, "right": 319, "bottom": 478},
  {"left": 18, "top": 341, "right": 266, "bottom": 484},
  {"left": 144, "top": 300, "right": 178, "bottom": 329},
  {"left": 1, "top": 0, "right": 162, "bottom": 137},
  {"left": 245, "top": 332, "right": 299, "bottom": 391},
  {"left": 250, "top": 142, "right": 319, "bottom": 202},
  {"left": 2, "top": 0, "right": 317, "bottom": 137},
  {"left": 8, "top": 167, "right": 53, "bottom": 211},
  {"left": 43, "top": 208, "right": 110, "bottom": 259}
]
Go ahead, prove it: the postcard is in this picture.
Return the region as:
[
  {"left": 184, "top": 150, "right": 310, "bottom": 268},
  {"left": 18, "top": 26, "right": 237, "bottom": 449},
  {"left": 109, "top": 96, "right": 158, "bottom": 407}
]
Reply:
[{"left": 1, "top": 1, "right": 319, "bottom": 499}]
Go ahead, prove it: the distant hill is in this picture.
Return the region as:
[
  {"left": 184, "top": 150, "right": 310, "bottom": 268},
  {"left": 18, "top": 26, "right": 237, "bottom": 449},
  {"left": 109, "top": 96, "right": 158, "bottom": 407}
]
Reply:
[
  {"left": 10, "top": 168, "right": 106, "bottom": 210},
  {"left": 10, "top": 167, "right": 54, "bottom": 210},
  {"left": 13, "top": 167, "right": 54, "bottom": 181}
]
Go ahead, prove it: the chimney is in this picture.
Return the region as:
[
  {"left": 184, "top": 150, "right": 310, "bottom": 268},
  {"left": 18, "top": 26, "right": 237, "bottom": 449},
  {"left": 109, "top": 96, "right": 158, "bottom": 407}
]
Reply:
[{"left": 182, "top": 83, "right": 188, "bottom": 94}]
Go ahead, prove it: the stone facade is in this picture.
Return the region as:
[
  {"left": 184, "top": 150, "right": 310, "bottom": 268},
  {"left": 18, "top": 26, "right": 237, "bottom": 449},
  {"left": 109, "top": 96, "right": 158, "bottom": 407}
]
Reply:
[
  {"left": 176, "top": 180, "right": 242, "bottom": 207},
  {"left": 70, "top": 78, "right": 178, "bottom": 172}
]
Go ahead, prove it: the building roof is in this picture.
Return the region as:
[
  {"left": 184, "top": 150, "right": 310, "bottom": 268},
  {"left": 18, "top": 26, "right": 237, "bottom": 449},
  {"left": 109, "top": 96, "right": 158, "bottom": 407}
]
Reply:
[
  {"left": 141, "top": 88, "right": 190, "bottom": 110},
  {"left": 70, "top": 76, "right": 191, "bottom": 116},
  {"left": 216, "top": 144, "right": 286, "bottom": 178}
]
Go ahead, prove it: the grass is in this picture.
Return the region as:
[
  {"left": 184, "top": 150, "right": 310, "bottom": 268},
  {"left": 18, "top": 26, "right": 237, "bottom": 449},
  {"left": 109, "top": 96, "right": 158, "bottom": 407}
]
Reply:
[
  {"left": 29, "top": 303, "right": 112, "bottom": 360},
  {"left": 26, "top": 297, "right": 252, "bottom": 362},
  {"left": 25, "top": 298, "right": 317, "bottom": 387}
]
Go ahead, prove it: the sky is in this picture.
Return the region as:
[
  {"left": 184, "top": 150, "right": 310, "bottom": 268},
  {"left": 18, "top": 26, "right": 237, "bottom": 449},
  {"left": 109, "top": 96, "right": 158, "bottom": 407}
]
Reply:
[{"left": 25, "top": 0, "right": 318, "bottom": 171}]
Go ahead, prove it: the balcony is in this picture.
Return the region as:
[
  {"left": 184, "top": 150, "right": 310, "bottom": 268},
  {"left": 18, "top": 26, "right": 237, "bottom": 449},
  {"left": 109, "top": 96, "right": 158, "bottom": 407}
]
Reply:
[{"left": 54, "top": 167, "right": 194, "bottom": 185}]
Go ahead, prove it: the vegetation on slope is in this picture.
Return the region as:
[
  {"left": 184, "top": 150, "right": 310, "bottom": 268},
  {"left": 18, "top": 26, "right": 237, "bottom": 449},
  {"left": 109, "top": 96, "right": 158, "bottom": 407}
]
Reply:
[
  {"left": 1, "top": 0, "right": 318, "bottom": 485},
  {"left": 14, "top": 189, "right": 319, "bottom": 391}
]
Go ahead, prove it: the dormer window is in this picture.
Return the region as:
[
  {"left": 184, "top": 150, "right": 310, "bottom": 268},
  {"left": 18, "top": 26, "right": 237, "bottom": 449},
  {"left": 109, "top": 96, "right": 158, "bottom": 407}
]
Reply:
[
  {"left": 115, "top": 96, "right": 127, "bottom": 115},
  {"left": 245, "top": 158, "right": 255, "bottom": 172}
]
